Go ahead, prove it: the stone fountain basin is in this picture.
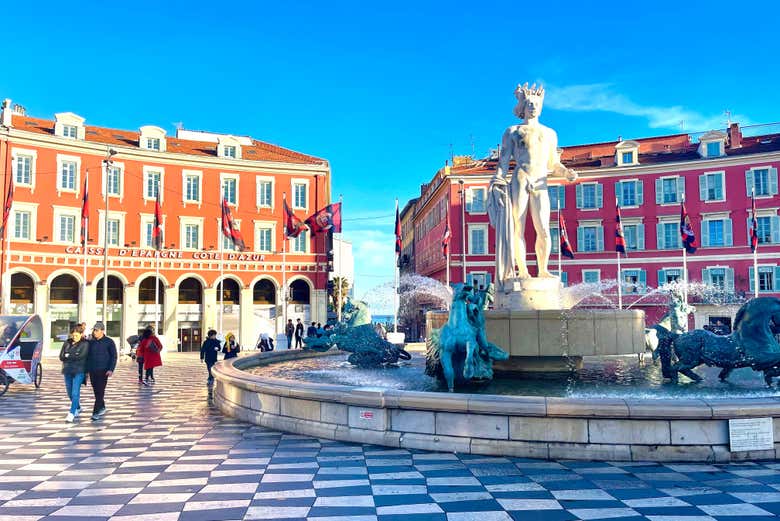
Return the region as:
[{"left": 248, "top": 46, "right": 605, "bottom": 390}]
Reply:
[{"left": 213, "top": 349, "right": 780, "bottom": 462}]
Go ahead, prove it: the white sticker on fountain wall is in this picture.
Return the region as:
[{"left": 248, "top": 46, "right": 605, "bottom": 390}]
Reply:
[
  {"left": 360, "top": 411, "right": 374, "bottom": 420},
  {"left": 728, "top": 417, "right": 774, "bottom": 452}
]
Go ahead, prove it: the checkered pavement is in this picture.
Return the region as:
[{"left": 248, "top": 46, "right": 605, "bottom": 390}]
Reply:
[{"left": 1, "top": 353, "right": 780, "bottom": 520}]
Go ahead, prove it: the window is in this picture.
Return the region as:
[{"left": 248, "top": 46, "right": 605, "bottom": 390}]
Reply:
[
  {"left": 657, "top": 222, "right": 680, "bottom": 249},
  {"left": 752, "top": 215, "right": 780, "bottom": 245},
  {"left": 257, "top": 227, "right": 272, "bottom": 252},
  {"left": 257, "top": 180, "right": 272, "bottom": 207},
  {"left": 13, "top": 211, "right": 30, "bottom": 240},
  {"left": 466, "top": 188, "right": 486, "bottom": 213},
  {"left": 710, "top": 270, "right": 725, "bottom": 289},
  {"left": 106, "top": 218, "right": 120, "bottom": 246},
  {"left": 59, "top": 160, "right": 77, "bottom": 191},
  {"left": 143, "top": 221, "right": 154, "bottom": 248},
  {"left": 616, "top": 142, "right": 640, "bottom": 166},
  {"left": 184, "top": 224, "right": 200, "bottom": 249},
  {"left": 550, "top": 226, "right": 559, "bottom": 253},
  {"left": 292, "top": 230, "right": 308, "bottom": 253},
  {"left": 750, "top": 266, "right": 780, "bottom": 293},
  {"left": 185, "top": 174, "right": 200, "bottom": 202},
  {"left": 700, "top": 172, "right": 725, "bottom": 201},
  {"left": 576, "top": 183, "right": 602, "bottom": 209},
  {"left": 222, "top": 178, "right": 237, "bottom": 205},
  {"left": 622, "top": 151, "right": 634, "bottom": 164},
  {"left": 222, "top": 233, "right": 235, "bottom": 251},
  {"left": 62, "top": 125, "right": 77, "bottom": 138},
  {"left": 548, "top": 185, "right": 565, "bottom": 210},
  {"left": 293, "top": 182, "right": 307, "bottom": 209},
  {"left": 703, "top": 267, "right": 734, "bottom": 292},
  {"left": 706, "top": 142, "right": 721, "bottom": 157},
  {"left": 469, "top": 225, "right": 487, "bottom": 254},
  {"left": 577, "top": 224, "right": 603, "bottom": 252},
  {"left": 146, "top": 137, "right": 161, "bottom": 151},
  {"left": 662, "top": 178, "right": 680, "bottom": 204},
  {"left": 15, "top": 155, "right": 32, "bottom": 185},
  {"left": 145, "top": 170, "right": 161, "bottom": 199},
  {"left": 468, "top": 272, "right": 490, "bottom": 290},
  {"left": 223, "top": 145, "right": 237, "bottom": 158},
  {"left": 658, "top": 268, "right": 682, "bottom": 285},
  {"left": 623, "top": 223, "right": 641, "bottom": 250},
  {"left": 753, "top": 169, "right": 770, "bottom": 196},
  {"left": 702, "top": 217, "right": 732, "bottom": 247},
  {"left": 58, "top": 215, "right": 76, "bottom": 243},
  {"left": 583, "top": 270, "right": 600, "bottom": 284},
  {"left": 746, "top": 167, "right": 778, "bottom": 197},
  {"left": 107, "top": 166, "right": 121, "bottom": 196},
  {"left": 622, "top": 269, "right": 646, "bottom": 294},
  {"left": 617, "top": 180, "right": 642, "bottom": 207}
]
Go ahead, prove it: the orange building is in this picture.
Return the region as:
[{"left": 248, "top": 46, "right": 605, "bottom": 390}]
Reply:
[{"left": 0, "top": 99, "right": 331, "bottom": 353}]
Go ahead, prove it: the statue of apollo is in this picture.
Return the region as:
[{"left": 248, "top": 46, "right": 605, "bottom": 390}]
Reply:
[{"left": 487, "top": 83, "right": 578, "bottom": 291}]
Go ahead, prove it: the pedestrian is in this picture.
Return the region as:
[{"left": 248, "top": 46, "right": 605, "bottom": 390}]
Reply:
[
  {"left": 285, "top": 319, "right": 294, "bottom": 349},
  {"left": 316, "top": 322, "right": 325, "bottom": 337},
  {"left": 200, "top": 329, "right": 221, "bottom": 384},
  {"left": 136, "top": 325, "right": 163, "bottom": 385},
  {"left": 306, "top": 321, "right": 317, "bottom": 338},
  {"left": 59, "top": 326, "right": 90, "bottom": 423},
  {"left": 222, "top": 332, "right": 240, "bottom": 359},
  {"left": 86, "top": 322, "right": 117, "bottom": 421},
  {"left": 294, "top": 319, "right": 304, "bottom": 349}
]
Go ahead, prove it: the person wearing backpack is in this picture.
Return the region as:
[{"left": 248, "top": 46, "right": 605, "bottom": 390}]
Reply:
[
  {"left": 59, "top": 326, "right": 90, "bottom": 423},
  {"left": 136, "top": 325, "right": 163, "bottom": 386}
]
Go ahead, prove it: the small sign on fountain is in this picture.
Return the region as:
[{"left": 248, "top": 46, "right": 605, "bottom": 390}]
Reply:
[{"left": 728, "top": 417, "right": 774, "bottom": 452}]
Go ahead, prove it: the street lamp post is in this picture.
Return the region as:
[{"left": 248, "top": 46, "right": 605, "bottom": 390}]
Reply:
[{"left": 102, "top": 148, "right": 117, "bottom": 327}]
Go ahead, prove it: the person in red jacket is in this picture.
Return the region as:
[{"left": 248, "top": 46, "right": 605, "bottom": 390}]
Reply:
[{"left": 136, "top": 325, "right": 163, "bottom": 386}]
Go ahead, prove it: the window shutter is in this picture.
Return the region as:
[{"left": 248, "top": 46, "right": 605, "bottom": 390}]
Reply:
[
  {"left": 701, "top": 268, "right": 710, "bottom": 285},
  {"left": 677, "top": 176, "right": 686, "bottom": 202},
  {"left": 575, "top": 185, "right": 583, "bottom": 209},
  {"left": 558, "top": 186, "right": 565, "bottom": 210},
  {"left": 745, "top": 170, "right": 754, "bottom": 197},
  {"left": 636, "top": 180, "right": 643, "bottom": 205},
  {"left": 716, "top": 174, "right": 724, "bottom": 200},
  {"left": 701, "top": 220, "right": 710, "bottom": 247},
  {"left": 596, "top": 225, "right": 604, "bottom": 251},
  {"left": 655, "top": 178, "right": 663, "bottom": 204},
  {"left": 637, "top": 223, "right": 645, "bottom": 250},
  {"left": 770, "top": 168, "right": 779, "bottom": 196},
  {"left": 746, "top": 217, "right": 753, "bottom": 246},
  {"left": 561, "top": 272, "right": 568, "bottom": 287},
  {"left": 724, "top": 218, "right": 733, "bottom": 246},
  {"left": 638, "top": 269, "right": 647, "bottom": 292},
  {"left": 656, "top": 223, "right": 665, "bottom": 249},
  {"left": 658, "top": 269, "right": 666, "bottom": 286},
  {"left": 699, "top": 174, "right": 706, "bottom": 201},
  {"left": 577, "top": 226, "right": 583, "bottom": 250},
  {"left": 465, "top": 189, "right": 473, "bottom": 212},
  {"left": 726, "top": 268, "right": 735, "bottom": 292},
  {"left": 596, "top": 183, "right": 603, "bottom": 208},
  {"left": 772, "top": 216, "right": 780, "bottom": 244},
  {"left": 775, "top": 267, "right": 780, "bottom": 291},
  {"left": 615, "top": 181, "right": 623, "bottom": 206},
  {"left": 749, "top": 267, "right": 755, "bottom": 293}
]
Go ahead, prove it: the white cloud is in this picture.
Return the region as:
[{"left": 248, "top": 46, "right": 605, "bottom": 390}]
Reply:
[{"left": 545, "top": 83, "right": 752, "bottom": 132}]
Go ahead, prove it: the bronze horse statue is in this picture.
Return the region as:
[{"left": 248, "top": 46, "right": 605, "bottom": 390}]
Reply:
[{"left": 659, "top": 297, "right": 780, "bottom": 385}]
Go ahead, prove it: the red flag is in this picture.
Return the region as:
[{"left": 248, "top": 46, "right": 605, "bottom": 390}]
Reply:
[
  {"left": 305, "top": 203, "right": 342, "bottom": 234},
  {"left": 442, "top": 200, "right": 451, "bottom": 258},
  {"left": 152, "top": 192, "right": 163, "bottom": 250},
  {"left": 81, "top": 178, "right": 89, "bottom": 247},
  {"left": 221, "top": 198, "right": 246, "bottom": 251},
  {"left": 0, "top": 176, "right": 13, "bottom": 241},
  {"left": 680, "top": 201, "right": 697, "bottom": 254},
  {"left": 750, "top": 192, "right": 759, "bottom": 253},
  {"left": 284, "top": 198, "right": 307, "bottom": 238},
  {"left": 394, "top": 203, "right": 401, "bottom": 255},
  {"left": 558, "top": 212, "right": 574, "bottom": 259},
  {"left": 615, "top": 201, "right": 626, "bottom": 255}
]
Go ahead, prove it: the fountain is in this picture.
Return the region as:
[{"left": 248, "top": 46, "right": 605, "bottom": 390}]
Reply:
[{"left": 212, "top": 84, "right": 780, "bottom": 462}]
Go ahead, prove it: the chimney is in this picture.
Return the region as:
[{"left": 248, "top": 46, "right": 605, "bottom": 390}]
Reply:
[
  {"left": 1, "top": 99, "right": 12, "bottom": 128},
  {"left": 728, "top": 122, "right": 742, "bottom": 149}
]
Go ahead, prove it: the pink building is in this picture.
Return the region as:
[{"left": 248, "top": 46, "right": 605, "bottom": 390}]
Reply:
[{"left": 407, "top": 123, "right": 780, "bottom": 330}]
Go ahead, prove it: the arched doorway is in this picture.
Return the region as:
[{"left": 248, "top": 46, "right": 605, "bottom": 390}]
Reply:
[
  {"left": 49, "top": 274, "right": 80, "bottom": 345},
  {"left": 253, "top": 278, "right": 277, "bottom": 342},
  {"left": 177, "top": 277, "right": 203, "bottom": 352},
  {"left": 96, "top": 275, "right": 124, "bottom": 338},
  {"left": 138, "top": 276, "right": 165, "bottom": 334},
  {"left": 10, "top": 272, "right": 35, "bottom": 315},
  {"left": 289, "top": 278, "right": 312, "bottom": 325},
  {"left": 217, "top": 278, "right": 241, "bottom": 340}
]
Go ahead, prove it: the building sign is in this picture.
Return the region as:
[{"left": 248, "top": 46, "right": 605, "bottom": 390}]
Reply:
[
  {"left": 729, "top": 417, "right": 774, "bottom": 452},
  {"left": 64, "top": 246, "right": 266, "bottom": 262}
]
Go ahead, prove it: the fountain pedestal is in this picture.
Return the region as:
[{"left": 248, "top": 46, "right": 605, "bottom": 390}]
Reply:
[{"left": 494, "top": 277, "right": 564, "bottom": 311}]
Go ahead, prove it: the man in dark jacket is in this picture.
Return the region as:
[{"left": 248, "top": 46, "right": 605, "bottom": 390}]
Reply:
[
  {"left": 200, "top": 329, "right": 221, "bottom": 384},
  {"left": 284, "top": 319, "right": 294, "bottom": 349},
  {"left": 306, "top": 322, "right": 317, "bottom": 338},
  {"left": 294, "top": 319, "right": 304, "bottom": 349},
  {"left": 86, "top": 322, "right": 117, "bottom": 421}
]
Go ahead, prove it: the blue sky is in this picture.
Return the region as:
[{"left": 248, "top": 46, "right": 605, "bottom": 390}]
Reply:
[{"left": 3, "top": 0, "right": 778, "bottom": 308}]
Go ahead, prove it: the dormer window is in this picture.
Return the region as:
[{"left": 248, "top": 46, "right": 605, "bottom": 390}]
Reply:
[
  {"left": 698, "top": 130, "right": 727, "bottom": 158},
  {"left": 217, "top": 136, "right": 242, "bottom": 159},
  {"left": 54, "top": 112, "right": 86, "bottom": 140},
  {"left": 615, "top": 140, "right": 640, "bottom": 166},
  {"left": 139, "top": 125, "right": 167, "bottom": 152}
]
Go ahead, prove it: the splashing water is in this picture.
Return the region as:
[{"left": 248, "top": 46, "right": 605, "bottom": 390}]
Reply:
[{"left": 361, "top": 274, "right": 452, "bottom": 316}]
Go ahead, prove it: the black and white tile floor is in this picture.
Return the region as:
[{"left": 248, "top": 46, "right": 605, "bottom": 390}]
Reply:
[{"left": 2, "top": 353, "right": 780, "bottom": 520}]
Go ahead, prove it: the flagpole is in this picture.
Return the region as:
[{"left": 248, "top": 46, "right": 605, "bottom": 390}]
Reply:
[
  {"left": 155, "top": 250, "right": 160, "bottom": 333},
  {"left": 681, "top": 194, "right": 688, "bottom": 306},
  {"left": 3, "top": 215, "right": 10, "bottom": 314},
  {"left": 394, "top": 198, "right": 399, "bottom": 334},
  {"left": 219, "top": 211, "right": 224, "bottom": 336},
  {"left": 82, "top": 175, "right": 88, "bottom": 322},
  {"left": 337, "top": 194, "right": 343, "bottom": 323},
  {"left": 556, "top": 199, "right": 562, "bottom": 276},
  {"left": 752, "top": 189, "right": 759, "bottom": 298},
  {"left": 616, "top": 198, "right": 623, "bottom": 310},
  {"left": 282, "top": 193, "right": 288, "bottom": 348}
]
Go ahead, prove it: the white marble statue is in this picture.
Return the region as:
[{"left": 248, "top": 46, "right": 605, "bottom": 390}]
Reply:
[{"left": 487, "top": 83, "right": 578, "bottom": 290}]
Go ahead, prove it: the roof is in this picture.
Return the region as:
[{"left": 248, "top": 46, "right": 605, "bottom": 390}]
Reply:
[{"left": 11, "top": 115, "right": 326, "bottom": 165}]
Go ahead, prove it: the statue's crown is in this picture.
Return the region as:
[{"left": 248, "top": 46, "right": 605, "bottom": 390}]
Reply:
[{"left": 515, "top": 82, "right": 544, "bottom": 101}]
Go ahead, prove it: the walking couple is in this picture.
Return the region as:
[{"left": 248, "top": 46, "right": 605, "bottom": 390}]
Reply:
[{"left": 59, "top": 321, "right": 117, "bottom": 422}]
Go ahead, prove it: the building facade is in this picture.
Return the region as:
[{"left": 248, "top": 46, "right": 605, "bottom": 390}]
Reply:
[
  {"left": 0, "top": 99, "right": 331, "bottom": 353},
  {"left": 406, "top": 123, "right": 780, "bottom": 329}
]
